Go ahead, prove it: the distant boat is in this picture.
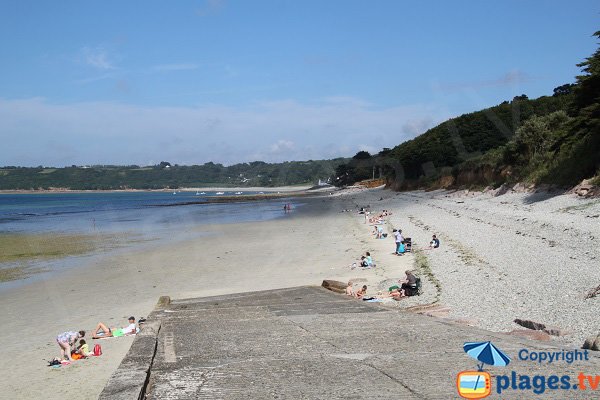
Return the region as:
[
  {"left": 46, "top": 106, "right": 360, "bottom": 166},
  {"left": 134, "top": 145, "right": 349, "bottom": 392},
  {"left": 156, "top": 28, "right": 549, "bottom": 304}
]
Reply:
[
  {"left": 216, "top": 192, "right": 225, "bottom": 195},
  {"left": 173, "top": 191, "right": 177, "bottom": 195},
  {"left": 200, "top": 192, "right": 206, "bottom": 195},
  {"left": 259, "top": 191, "right": 264, "bottom": 194},
  {"left": 235, "top": 191, "right": 243, "bottom": 195}
]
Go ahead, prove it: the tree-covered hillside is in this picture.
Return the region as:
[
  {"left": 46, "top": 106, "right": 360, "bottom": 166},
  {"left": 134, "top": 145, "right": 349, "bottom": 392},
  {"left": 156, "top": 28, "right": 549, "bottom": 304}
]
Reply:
[
  {"left": 0, "top": 159, "right": 346, "bottom": 190},
  {"left": 334, "top": 31, "right": 600, "bottom": 190}
]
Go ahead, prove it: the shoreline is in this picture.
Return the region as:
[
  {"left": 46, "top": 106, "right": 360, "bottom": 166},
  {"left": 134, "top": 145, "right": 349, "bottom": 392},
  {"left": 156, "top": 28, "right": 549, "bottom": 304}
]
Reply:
[{"left": 1, "top": 186, "right": 598, "bottom": 399}]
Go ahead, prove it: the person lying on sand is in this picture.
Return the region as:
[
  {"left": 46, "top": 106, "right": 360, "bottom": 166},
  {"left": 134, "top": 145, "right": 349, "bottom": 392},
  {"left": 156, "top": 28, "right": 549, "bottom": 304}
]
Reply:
[
  {"left": 374, "top": 285, "right": 404, "bottom": 300},
  {"left": 92, "top": 316, "right": 137, "bottom": 339},
  {"left": 56, "top": 330, "right": 85, "bottom": 361}
]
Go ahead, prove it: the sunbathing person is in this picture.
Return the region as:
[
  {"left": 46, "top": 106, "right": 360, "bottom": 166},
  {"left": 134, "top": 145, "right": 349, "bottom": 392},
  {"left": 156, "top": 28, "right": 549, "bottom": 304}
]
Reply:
[
  {"left": 377, "top": 287, "right": 403, "bottom": 300},
  {"left": 56, "top": 330, "right": 85, "bottom": 361},
  {"left": 356, "top": 285, "right": 368, "bottom": 299},
  {"left": 345, "top": 281, "right": 355, "bottom": 296},
  {"left": 93, "top": 316, "right": 137, "bottom": 339}
]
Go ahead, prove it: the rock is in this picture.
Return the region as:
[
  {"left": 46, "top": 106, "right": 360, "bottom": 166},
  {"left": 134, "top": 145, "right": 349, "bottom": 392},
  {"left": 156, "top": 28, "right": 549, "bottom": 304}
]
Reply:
[
  {"left": 512, "top": 183, "right": 528, "bottom": 193},
  {"left": 513, "top": 318, "right": 571, "bottom": 336},
  {"left": 491, "top": 184, "right": 510, "bottom": 197},
  {"left": 543, "top": 326, "right": 572, "bottom": 337},
  {"left": 507, "top": 330, "right": 551, "bottom": 341},
  {"left": 582, "top": 333, "right": 600, "bottom": 351},
  {"left": 572, "top": 180, "right": 600, "bottom": 198},
  {"left": 514, "top": 318, "right": 545, "bottom": 331},
  {"left": 321, "top": 280, "right": 347, "bottom": 294}
]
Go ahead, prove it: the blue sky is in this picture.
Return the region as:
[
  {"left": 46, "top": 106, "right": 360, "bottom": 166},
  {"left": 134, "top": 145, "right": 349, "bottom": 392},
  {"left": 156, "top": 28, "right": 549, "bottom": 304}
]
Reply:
[{"left": 0, "top": 0, "right": 598, "bottom": 166}]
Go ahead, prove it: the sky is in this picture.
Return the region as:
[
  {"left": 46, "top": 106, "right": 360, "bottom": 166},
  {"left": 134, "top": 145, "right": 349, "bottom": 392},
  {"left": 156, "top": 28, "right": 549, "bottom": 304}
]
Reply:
[{"left": 0, "top": 0, "right": 598, "bottom": 167}]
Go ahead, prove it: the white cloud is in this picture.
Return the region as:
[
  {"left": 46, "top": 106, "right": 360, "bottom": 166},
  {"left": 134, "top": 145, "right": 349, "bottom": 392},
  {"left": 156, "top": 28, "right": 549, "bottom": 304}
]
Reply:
[
  {"left": 80, "top": 46, "right": 115, "bottom": 70},
  {"left": 270, "top": 140, "right": 295, "bottom": 154},
  {"left": 0, "top": 97, "right": 447, "bottom": 166}
]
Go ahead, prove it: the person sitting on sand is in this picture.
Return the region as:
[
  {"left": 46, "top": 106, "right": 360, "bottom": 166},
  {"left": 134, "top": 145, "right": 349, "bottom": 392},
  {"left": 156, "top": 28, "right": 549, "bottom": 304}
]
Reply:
[
  {"left": 429, "top": 234, "right": 440, "bottom": 249},
  {"left": 92, "top": 316, "right": 137, "bottom": 339},
  {"left": 365, "top": 252, "right": 374, "bottom": 267},
  {"left": 399, "top": 270, "right": 418, "bottom": 295},
  {"left": 345, "top": 281, "right": 355, "bottom": 297},
  {"left": 56, "top": 330, "right": 85, "bottom": 361},
  {"left": 76, "top": 339, "right": 93, "bottom": 357},
  {"left": 356, "top": 285, "right": 368, "bottom": 299},
  {"left": 360, "top": 255, "right": 369, "bottom": 267}
]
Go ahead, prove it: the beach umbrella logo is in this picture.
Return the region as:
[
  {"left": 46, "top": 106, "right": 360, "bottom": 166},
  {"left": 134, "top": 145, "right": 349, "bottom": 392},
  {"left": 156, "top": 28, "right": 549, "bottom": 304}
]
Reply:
[
  {"left": 456, "top": 341, "right": 511, "bottom": 399},
  {"left": 463, "top": 341, "right": 511, "bottom": 370}
]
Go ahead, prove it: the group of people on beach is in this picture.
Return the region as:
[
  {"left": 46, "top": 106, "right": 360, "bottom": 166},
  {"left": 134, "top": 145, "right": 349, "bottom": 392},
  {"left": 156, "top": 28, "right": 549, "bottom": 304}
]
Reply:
[
  {"left": 344, "top": 205, "right": 441, "bottom": 302},
  {"left": 346, "top": 270, "right": 419, "bottom": 301},
  {"left": 54, "top": 316, "right": 140, "bottom": 363}
]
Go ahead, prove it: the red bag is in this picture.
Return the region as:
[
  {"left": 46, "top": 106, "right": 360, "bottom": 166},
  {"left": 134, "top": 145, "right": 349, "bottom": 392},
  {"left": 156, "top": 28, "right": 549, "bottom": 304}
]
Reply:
[{"left": 93, "top": 344, "right": 102, "bottom": 356}]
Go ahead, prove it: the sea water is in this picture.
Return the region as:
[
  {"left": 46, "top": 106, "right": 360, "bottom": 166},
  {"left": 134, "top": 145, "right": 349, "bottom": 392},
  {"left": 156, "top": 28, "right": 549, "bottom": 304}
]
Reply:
[{"left": 0, "top": 191, "right": 299, "bottom": 287}]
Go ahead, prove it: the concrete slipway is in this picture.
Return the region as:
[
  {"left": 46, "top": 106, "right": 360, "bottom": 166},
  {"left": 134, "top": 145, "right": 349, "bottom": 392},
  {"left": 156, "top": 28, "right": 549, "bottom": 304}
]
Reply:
[{"left": 99, "top": 286, "right": 599, "bottom": 399}]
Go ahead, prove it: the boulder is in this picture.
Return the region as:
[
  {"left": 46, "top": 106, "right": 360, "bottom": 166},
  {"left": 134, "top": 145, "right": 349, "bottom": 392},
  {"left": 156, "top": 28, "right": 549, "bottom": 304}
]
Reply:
[
  {"left": 572, "top": 179, "right": 599, "bottom": 198},
  {"left": 491, "top": 184, "right": 510, "bottom": 197},
  {"left": 513, "top": 318, "right": 571, "bottom": 337},
  {"left": 321, "top": 280, "right": 347, "bottom": 294},
  {"left": 512, "top": 183, "right": 528, "bottom": 193},
  {"left": 582, "top": 333, "right": 600, "bottom": 351},
  {"left": 514, "top": 318, "right": 545, "bottom": 331}
]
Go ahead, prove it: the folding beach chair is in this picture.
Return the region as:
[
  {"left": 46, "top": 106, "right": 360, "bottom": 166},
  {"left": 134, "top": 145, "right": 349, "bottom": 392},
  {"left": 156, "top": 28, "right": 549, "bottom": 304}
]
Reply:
[{"left": 403, "top": 237, "right": 412, "bottom": 252}]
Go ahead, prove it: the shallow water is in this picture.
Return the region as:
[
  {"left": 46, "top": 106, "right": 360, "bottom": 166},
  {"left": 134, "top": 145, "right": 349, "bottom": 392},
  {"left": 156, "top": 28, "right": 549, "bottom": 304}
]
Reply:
[{"left": 0, "top": 191, "right": 301, "bottom": 288}]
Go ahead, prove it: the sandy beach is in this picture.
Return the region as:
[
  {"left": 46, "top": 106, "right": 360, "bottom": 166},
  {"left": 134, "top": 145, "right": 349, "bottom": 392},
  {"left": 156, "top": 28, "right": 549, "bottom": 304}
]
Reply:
[{"left": 0, "top": 187, "right": 598, "bottom": 399}]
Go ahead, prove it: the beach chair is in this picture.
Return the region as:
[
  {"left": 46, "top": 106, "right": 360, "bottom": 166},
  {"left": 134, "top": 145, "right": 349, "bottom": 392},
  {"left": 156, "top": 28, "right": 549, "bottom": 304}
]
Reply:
[
  {"left": 404, "top": 237, "right": 412, "bottom": 252},
  {"left": 405, "top": 277, "right": 422, "bottom": 296}
]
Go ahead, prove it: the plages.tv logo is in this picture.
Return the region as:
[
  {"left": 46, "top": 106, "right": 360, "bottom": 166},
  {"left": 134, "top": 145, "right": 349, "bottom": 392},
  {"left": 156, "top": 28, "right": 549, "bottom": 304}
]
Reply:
[{"left": 457, "top": 341, "right": 511, "bottom": 399}]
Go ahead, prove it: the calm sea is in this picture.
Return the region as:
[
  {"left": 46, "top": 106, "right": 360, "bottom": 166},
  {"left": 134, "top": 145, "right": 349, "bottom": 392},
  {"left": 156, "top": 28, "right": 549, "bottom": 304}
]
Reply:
[
  {"left": 0, "top": 191, "right": 296, "bottom": 235},
  {"left": 0, "top": 191, "right": 299, "bottom": 287}
]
